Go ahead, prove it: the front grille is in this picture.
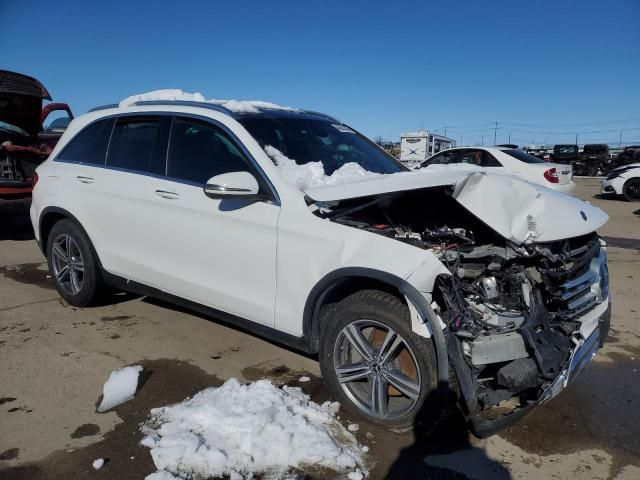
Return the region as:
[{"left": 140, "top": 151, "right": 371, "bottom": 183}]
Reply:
[
  {"left": 539, "top": 234, "right": 606, "bottom": 319},
  {"left": 559, "top": 269, "right": 598, "bottom": 318}
]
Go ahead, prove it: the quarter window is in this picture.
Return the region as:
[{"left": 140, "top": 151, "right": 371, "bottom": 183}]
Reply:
[
  {"left": 167, "top": 117, "right": 258, "bottom": 186},
  {"left": 106, "top": 116, "right": 168, "bottom": 174},
  {"left": 56, "top": 118, "right": 114, "bottom": 165}
]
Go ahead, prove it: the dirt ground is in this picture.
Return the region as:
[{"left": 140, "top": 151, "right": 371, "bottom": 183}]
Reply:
[{"left": 1, "top": 178, "right": 639, "bottom": 480}]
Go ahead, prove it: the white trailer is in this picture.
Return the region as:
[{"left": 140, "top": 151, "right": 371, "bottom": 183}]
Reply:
[{"left": 400, "top": 131, "right": 456, "bottom": 167}]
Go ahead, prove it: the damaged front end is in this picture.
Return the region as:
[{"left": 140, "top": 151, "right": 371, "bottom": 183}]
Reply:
[
  {"left": 432, "top": 232, "right": 609, "bottom": 436},
  {"left": 310, "top": 175, "right": 610, "bottom": 436}
]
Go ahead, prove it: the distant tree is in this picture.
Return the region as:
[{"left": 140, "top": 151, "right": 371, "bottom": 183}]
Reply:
[{"left": 373, "top": 135, "right": 384, "bottom": 146}]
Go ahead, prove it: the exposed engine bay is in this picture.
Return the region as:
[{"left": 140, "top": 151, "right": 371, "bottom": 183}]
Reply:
[{"left": 313, "top": 186, "right": 609, "bottom": 419}]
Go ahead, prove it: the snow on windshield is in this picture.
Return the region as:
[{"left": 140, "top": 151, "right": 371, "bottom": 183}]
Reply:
[
  {"left": 119, "top": 89, "right": 298, "bottom": 114},
  {"left": 140, "top": 378, "right": 366, "bottom": 479},
  {"left": 264, "top": 145, "right": 382, "bottom": 190}
]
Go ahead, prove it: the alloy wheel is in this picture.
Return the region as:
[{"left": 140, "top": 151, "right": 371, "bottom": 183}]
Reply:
[
  {"left": 51, "top": 233, "right": 85, "bottom": 295},
  {"left": 333, "top": 319, "right": 422, "bottom": 420}
]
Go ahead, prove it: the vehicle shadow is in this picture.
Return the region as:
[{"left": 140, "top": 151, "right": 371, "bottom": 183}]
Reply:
[{"left": 384, "top": 387, "right": 511, "bottom": 480}]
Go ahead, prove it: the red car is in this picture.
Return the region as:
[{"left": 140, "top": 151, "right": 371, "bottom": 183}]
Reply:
[{"left": 1, "top": 70, "right": 73, "bottom": 198}]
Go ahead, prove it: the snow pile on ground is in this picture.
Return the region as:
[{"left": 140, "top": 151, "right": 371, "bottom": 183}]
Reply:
[
  {"left": 92, "top": 458, "right": 105, "bottom": 470},
  {"left": 119, "top": 89, "right": 297, "bottom": 114},
  {"left": 140, "top": 378, "right": 365, "bottom": 479},
  {"left": 264, "top": 145, "right": 381, "bottom": 190},
  {"left": 97, "top": 365, "right": 143, "bottom": 412}
]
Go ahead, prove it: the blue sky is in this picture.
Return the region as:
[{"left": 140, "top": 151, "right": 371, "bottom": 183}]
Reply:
[{"left": 2, "top": 0, "right": 639, "bottom": 146}]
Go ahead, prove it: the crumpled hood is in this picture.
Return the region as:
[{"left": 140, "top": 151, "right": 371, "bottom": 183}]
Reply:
[
  {"left": 451, "top": 173, "right": 608, "bottom": 244},
  {"left": 306, "top": 171, "right": 608, "bottom": 245}
]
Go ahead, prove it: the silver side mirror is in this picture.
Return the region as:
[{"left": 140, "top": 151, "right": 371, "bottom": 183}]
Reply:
[{"left": 203, "top": 171, "right": 260, "bottom": 199}]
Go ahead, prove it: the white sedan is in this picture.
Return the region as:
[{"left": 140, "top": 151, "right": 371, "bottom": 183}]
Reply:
[
  {"left": 415, "top": 146, "right": 576, "bottom": 195},
  {"left": 601, "top": 162, "right": 640, "bottom": 201}
]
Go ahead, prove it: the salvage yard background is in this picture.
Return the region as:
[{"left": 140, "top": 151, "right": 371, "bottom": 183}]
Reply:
[{"left": 0, "top": 178, "right": 638, "bottom": 479}]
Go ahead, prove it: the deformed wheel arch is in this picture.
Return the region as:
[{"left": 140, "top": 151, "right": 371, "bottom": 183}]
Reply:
[{"left": 303, "top": 267, "right": 449, "bottom": 395}]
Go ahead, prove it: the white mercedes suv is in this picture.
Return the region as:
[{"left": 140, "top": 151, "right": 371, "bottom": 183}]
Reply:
[{"left": 31, "top": 93, "right": 611, "bottom": 436}]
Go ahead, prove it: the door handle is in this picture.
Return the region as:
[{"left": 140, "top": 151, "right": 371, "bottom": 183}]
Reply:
[
  {"left": 76, "top": 175, "right": 95, "bottom": 184},
  {"left": 155, "top": 189, "right": 180, "bottom": 200}
]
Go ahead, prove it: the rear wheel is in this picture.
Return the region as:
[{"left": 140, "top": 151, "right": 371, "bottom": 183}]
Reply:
[
  {"left": 46, "top": 219, "right": 105, "bottom": 306},
  {"left": 623, "top": 178, "right": 640, "bottom": 202},
  {"left": 587, "top": 164, "right": 599, "bottom": 177},
  {"left": 319, "top": 290, "right": 439, "bottom": 429}
]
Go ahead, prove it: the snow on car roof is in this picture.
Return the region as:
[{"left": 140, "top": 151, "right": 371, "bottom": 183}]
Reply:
[{"left": 119, "top": 89, "right": 298, "bottom": 114}]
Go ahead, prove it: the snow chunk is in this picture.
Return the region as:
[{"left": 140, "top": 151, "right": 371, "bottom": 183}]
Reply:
[
  {"left": 348, "top": 469, "right": 364, "bottom": 480},
  {"left": 264, "top": 146, "right": 381, "bottom": 191},
  {"left": 298, "top": 376, "right": 311, "bottom": 383},
  {"left": 140, "top": 378, "right": 365, "bottom": 479},
  {"left": 97, "top": 365, "right": 143, "bottom": 412},
  {"left": 145, "top": 472, "right": 177, "bottom": 480},
  {"left": 347, "top": 423, "right": 360, "bottom": 432},
  {"left": 92, "top": 458, "right": 105, "bottom": 470},
  {"left": 119, "top": 89, "right": 297, "bottom": 114}
]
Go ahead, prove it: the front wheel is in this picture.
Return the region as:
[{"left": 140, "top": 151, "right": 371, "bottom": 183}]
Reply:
[
  {"left": 319, "top": 290, "right": 439, "bottom": 429},
  {"left": 623, "top": 178, "right": 640, "bottom": 202}
]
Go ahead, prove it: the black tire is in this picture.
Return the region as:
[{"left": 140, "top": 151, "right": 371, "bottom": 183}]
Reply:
[
  {"left": 622, "top": 178, "right": 640, "bottom": 202},
  {"left": 319, "top": 289, "right": 439, "bottom": 430},
  {"left": 46, "top": 219, "right": 105, "bottom": 306},
  {"left": 587, "top": 164, "right": 599, "bottom": 177}
]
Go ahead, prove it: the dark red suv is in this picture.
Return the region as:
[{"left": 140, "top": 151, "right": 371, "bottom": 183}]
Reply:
[{"left": 1, "top": 70, "right": 73, "bottom": 198}]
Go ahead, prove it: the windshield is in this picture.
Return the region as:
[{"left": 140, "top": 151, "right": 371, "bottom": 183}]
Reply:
[
  {"left": 583, "top": 145, "right": 607, "bottom": 154},
  {"left": 239, "top": 117, "right": 407, "bottom": 175},
  {"left": 503, "top": 149, "right": 546, "bottom": 164},
  {"left": 554, "top": 145, "right": 578, "bottom": 154}
]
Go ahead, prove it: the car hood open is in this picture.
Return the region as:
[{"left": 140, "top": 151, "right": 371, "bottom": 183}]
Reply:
[
  {"left": 306, "top": 171, "right": 608, "bottom": 245},
  {"left": 0, "top": 70, "right": 51, "bottom": 137}
]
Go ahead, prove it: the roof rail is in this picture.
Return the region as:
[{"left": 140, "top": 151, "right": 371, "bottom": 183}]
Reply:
[
  {"left": 130, "top": 100, "right": 235, "bottom": 117},
  {"left": 88, "top": 103, "right": 119, "bottom": 112},
  {"left": 300, "top": 110, "right": 340, "bottom": 123}
]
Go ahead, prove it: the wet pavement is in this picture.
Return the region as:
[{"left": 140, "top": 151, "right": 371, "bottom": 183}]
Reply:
[{"left": 1, "top": 180, "right": 640, "bottom": 479}]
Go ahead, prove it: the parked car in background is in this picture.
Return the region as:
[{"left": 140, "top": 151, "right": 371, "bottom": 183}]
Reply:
[
  {"left": 30, "top": 94, "right": 610, "bottom": 436},
  {"left": 0, "top": 70, "right": 73, "bottom": 199},
  {"left": 574, "top": 144, "right": 609, "bottom": 176},
  {"left": 550, "top": 144, "right": 579, "bottom": 165},
  {"left": 609, "top": 146, "right": 640, "bottom": 171},
  {"left": 601, "top": 162, "right": 640, "bottom": 201},
  {"left": 415, "top": 146, "right": 576, "bottom": 195}
]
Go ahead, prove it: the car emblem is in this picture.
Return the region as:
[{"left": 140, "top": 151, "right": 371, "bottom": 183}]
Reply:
[{"left": 580, "top": 211, "right": 587, "bottom": 221}]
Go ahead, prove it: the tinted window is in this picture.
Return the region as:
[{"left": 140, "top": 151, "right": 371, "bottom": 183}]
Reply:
[
  {"left": 480, "top": 151, "right": 502, "bottom": 167},
  {"left": 57, "top": 118, "right": 114, "bottom": 165},
  {"left": 240, "top": 117, "right": 405, "bottom": 175},
  {"left": 420, "top": 150, "right": 458, "bottom": 167},
  {"left": 167, "top": 117, "right": 258, "bottom": 186},
  {"left": 503, "top": 149, "right": 546, "bottom": 164},
  {"left": 106, "top": 117, "right": 168, "bottom": 174}
]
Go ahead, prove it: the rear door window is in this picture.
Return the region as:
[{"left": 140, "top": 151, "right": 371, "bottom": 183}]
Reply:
[
  {"left": 105, "top": 116, "right": 169, "bottom": 175},
  {"left": 56, "top": 118, "right": 114, "bottom": 165}
]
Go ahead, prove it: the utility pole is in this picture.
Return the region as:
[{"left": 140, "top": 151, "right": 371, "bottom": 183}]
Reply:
[
  {"left": 460, "top": 133, "right": 463, "bottom": 146},
  {"left": 493, "top": 122, "right": 498, "bottom": 145},
  {"left": 575, "top": 133, "right": 579, "bottom": 145},
  {"left": 444, "top": 126, "right": 447, "bottom": 137},
  {"left": 508, "top": 132, "right": 511, "bottom": 144},
  {"left": 481, "top": 135, "right": 484, "bottom": 146},
  {"left": 619, "top": 129, "right": 623, "bottom": 148}
]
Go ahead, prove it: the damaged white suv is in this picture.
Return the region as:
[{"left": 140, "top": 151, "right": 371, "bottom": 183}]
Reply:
[{"left": 30, "top": 94, "right": 611, "bottom": 436}]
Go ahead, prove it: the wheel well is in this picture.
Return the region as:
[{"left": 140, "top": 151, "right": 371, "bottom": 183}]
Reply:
[
  {"left": 39, "top": 211, "right": 68, "bottom": 254},
  {"left": 306, "top": 275, "right": 405, "bottom": 352}
]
